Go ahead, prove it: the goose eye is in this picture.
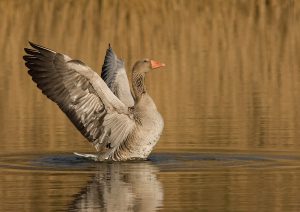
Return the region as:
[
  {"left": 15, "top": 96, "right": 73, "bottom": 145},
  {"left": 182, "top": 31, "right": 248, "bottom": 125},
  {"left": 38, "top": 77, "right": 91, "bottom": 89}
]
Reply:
[{"left": 143, "top": 60, "right": 148, "bottom": 63}]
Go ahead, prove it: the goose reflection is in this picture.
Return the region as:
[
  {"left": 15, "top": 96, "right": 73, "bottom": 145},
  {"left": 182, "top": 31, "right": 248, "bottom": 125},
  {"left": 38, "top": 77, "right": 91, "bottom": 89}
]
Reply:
[{"left": 69, "top": 161, "right": 163, "bottom": 211}]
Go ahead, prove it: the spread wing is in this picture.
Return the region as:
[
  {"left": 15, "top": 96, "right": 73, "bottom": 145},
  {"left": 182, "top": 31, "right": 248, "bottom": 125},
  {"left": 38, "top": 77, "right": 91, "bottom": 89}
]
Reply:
[
  {"left": 101, "top": 45, "right": 134, "bottom": 107},
  {"left": 23, "top": 42, "right": 135, "bottom": 160}
]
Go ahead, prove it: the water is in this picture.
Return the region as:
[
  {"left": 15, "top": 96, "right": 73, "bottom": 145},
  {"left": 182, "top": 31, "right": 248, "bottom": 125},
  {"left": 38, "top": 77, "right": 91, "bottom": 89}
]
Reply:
[
  {"left": 1, "top": 0, "right": 300, "bottom": 211},
  {"left": 1, "top": 152, "right": 300, "bottom": 211}
]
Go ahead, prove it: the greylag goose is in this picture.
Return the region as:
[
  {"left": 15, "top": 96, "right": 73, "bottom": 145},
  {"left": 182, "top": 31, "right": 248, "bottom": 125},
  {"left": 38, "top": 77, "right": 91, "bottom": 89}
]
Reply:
[{"left": 23, "top": 42, "right": 165, "bottom": 161}]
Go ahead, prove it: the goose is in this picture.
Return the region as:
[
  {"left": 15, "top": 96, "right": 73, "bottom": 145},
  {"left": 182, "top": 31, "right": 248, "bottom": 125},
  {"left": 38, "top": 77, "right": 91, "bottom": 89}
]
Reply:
[{"left": 23, "top": 42, "right": 165, "bottom": 161}]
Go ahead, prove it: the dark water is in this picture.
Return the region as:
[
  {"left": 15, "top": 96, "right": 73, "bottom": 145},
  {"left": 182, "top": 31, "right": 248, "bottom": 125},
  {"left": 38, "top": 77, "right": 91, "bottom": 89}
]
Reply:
[{"left": 1, "top": 0, "right": 300, "bottom": 211}]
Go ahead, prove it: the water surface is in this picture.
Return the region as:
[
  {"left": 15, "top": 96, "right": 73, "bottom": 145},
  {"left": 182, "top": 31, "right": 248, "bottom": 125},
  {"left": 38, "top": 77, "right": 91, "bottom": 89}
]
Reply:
[{"left": 1, "top": 152, "right": 300, "bottom": 211}]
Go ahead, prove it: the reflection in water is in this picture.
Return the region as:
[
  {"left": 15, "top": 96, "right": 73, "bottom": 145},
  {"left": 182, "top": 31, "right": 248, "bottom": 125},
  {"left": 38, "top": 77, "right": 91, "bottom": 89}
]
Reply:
[
  {"left": 69, "top": 162, "right": 163, "bottom": 211},
  {"left": 2, "top": 153, "right": 300, "bottom": 211}
]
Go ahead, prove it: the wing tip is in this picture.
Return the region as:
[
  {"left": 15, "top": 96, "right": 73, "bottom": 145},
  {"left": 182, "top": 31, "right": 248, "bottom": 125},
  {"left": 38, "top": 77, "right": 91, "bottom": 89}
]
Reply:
[
  {"left": 23, "top": 55, "right": 33, "bottom": 62},
  {"left": 24, "top": 41, "right": 37, "bottom": 54},
  {"left": 27, "top": 41, "right": 56, "bottom": 53},
  {"left": 107, "top": 43, "right": 114, "bottom": 53},
  {"left": 28, "top": 41, "right": 40, "bottom": 50}
]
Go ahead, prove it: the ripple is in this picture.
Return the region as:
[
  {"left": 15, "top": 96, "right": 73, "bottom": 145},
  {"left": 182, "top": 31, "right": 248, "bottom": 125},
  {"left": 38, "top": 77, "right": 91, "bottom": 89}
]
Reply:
[{"left": 0, "top": 152, "right": 300, "bottom": 173}]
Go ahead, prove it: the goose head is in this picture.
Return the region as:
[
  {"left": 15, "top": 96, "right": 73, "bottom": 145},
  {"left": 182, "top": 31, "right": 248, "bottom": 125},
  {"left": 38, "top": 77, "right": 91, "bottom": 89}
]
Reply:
[{"left": 133, "top": 59, "right": 165, "bottom": 74}]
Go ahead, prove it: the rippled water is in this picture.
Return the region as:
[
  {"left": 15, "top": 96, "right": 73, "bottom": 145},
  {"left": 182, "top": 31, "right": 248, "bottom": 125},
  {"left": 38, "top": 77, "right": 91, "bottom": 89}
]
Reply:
[
  {"left": 1, "top": 152, "right": 300, "bottom": 211},
  {"left": 1, "top": 0, "right": 300, "bottom": 211}
]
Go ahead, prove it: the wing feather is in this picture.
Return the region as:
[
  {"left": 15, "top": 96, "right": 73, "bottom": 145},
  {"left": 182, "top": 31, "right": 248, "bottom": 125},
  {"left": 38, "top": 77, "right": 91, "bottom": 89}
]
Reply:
[
  {"left": 23, "top": 42, "right": 136, "bottom": 160},
  {"left": 101, "top": 45, "right": 134, "bottom": 107}
]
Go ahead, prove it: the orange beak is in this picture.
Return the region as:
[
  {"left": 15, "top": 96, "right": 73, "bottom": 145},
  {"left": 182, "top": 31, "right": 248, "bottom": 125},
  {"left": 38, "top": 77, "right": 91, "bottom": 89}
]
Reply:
[{"left": 150, "top": 60, "right": 166, "bottom": 69}]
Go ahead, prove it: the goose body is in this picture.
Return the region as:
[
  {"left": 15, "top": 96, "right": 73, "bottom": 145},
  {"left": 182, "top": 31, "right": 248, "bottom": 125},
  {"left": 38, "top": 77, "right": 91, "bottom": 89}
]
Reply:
[
  {"left": 23, "top": 42, "right": 165, "bottom": 161},
  {"left": 114, "top": 94, "right": 164, "bottom": 160}
]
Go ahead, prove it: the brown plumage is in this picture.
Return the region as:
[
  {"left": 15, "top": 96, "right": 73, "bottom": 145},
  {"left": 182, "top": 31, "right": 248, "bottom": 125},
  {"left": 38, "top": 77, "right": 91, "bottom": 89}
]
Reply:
[{"left": 23, "top": 42, "right": 165, "bottom": 161}]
